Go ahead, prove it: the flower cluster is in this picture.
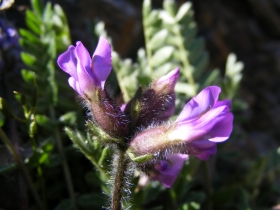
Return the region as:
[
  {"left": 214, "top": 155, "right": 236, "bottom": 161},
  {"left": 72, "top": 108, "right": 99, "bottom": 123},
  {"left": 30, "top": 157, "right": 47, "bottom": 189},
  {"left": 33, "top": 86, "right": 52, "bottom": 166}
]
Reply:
[{"left": 58, "top": 37, "right": 233, "bottom": 188}]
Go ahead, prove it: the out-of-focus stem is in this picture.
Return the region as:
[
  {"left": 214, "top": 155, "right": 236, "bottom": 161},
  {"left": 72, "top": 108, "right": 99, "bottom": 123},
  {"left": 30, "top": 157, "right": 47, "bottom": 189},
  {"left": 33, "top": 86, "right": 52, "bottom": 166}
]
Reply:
[
  {"left": 0, "top": 127, "right": 45, "bottom": 210},
  {"left": 49, "top": 106, "right": 77, "bottom": 210},
  {"left": 30, "top": 136, "right": 47, "bottom": 208},
  {"left": 205, "top": 160, "right": 213, "bottom": 210}
]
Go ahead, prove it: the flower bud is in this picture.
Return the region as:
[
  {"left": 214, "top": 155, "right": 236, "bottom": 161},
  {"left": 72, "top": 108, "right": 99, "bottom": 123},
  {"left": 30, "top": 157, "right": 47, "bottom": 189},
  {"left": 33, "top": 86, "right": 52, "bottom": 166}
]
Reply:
[
  {"left": 124, "top": 68, "right": 179, "bottom": 129},
  {"left": 88, "top": 88, "right": 129, "bottom": 138}
]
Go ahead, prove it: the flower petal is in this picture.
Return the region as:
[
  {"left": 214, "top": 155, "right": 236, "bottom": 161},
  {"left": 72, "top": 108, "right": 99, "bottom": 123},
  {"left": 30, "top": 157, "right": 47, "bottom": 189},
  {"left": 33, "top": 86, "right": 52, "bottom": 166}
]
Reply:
[
  {"left": 75, "top": 42, "right": 94, "bottom": 79},
  {"left": 92, "top": 36, "right": 112, "bottom": 89},
  {"left": 214, "top": 99, "right": 232, "bottom": 109},
  {"left": 170, "top": 105, "right": 229, "bottom": 142},
  {"left": 156, "top": 67, "right": 180, "bottom": 90},
  {"left": 57, "top": 45, "right": 78, "bottom": 80},
  {"left": 176, "top": 86, "right": 221, "bottom": 122},
  {"left": 208, "top": 112, "right": 233, "bottom": 142},
  {"left": 68, "top": 77, "right": 82, "bottom": 95},
  {"left": 153, "top": 154, "right": 188, "bottom": 188},
  {"left": 75, "top": 42, "right": 95, "bottom": 94},
  {"left": 194, "top": 145, "right": 217, "bottom": 160}
]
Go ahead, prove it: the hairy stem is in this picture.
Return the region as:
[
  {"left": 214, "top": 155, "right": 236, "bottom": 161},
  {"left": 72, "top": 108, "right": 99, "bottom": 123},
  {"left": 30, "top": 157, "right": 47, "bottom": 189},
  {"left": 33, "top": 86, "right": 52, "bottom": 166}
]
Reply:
[
  {"left": 0, "top": 128, "right": 45, "bottom": 210},
  {"left": 111, "top": 148, "right": 128, "bottom": 210}
]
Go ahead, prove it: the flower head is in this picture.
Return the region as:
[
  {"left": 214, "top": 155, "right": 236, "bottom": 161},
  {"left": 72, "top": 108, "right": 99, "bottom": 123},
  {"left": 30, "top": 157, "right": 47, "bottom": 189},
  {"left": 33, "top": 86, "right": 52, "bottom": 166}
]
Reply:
[
  {"left": 169, "top": 86, "right": 233, "bottom": 160},
  {"left": 129, "top": 86, "right": 233, "bottom": 186},
  {"left": 57, "top": 36, "right": 111, "bottom": 96},
  {"left": 58, "top": 37, "right": 129, "bottom": 137}
]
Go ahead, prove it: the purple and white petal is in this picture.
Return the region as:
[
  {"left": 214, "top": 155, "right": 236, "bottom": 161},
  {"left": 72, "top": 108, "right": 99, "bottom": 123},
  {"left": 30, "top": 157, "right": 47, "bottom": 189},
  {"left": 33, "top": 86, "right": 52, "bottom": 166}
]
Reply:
[
  {"left": 176, "top": 86, "right": 221, "bottom": 122},
  {"left": 68, "top": 77, "right": 82, "bottom": 95},
  {"left": 170, "top": 105, "right": 229, "bottom": 142}
]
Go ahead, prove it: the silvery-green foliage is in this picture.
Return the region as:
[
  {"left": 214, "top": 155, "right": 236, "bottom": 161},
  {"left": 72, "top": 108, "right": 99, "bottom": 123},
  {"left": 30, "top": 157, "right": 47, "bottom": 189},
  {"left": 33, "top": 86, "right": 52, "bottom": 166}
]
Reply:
[
  {"left": 222, "top": 53, "right": 244, "bottom": 100},
  {"left": 109, "top": 0, "right": 244, "bottom": 108}
]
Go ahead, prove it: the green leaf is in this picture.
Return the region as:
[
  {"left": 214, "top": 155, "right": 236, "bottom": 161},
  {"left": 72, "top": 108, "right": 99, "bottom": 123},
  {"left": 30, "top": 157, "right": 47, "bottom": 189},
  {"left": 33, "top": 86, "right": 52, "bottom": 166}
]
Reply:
[
  {"left": 175, "top": 82, "right": 197, "bottom": 96},
  {"left": 29, "top": 119, "right": 37, "bottom": 138},
  {"left": 26, "top": 9, "right": 42, "bottom": 25},
  {"left": 19, "top": 29, "right": 41, "bottom": 44},
  {"left": 43, "top": 2, "right": 53, "bottom": 23},
  {"left": 26, "top": 11, "right": 42, "bottom": 35},
  {"left": 149, "top": 29, "right": 169, "bottom": 50},
  {"left": 160, "top": 10, "right": 175, "bottom": 24},
  {"left": 98, "top": 147, "right": 109, "bottom": 165},
  {"left": 54, "top": 4, "right": 66, "bottom": 19},
  {"left": 145, "top": 10, "right": 161, "bottom": 26},
  {"left": 143, "top": 0, "right": 152, "bottom": 20},
  {"left": 21, "top": 52, "right": 36, "bottom": 66},
  {"left": 151, "top": 46, "right": 175, "bottom": 67},
  {"left": 154, "top": 62, "right": 177, "bottom": 77},
  {"left": 163, "top": 0, "right": 176, "bottom": 17},
  {"left": 21, "top": 69, "right": 35, "bottom": 84},
  {"left": 175, "top": 2, "right": 192, "bottom": 22},
  {"left": 226, "top": 53, "right": 244, "bottom": 77},
  {"left": 59, "top": 112, "right": 77, "bottom": 126},
  {"left": 0, "top": 111, "right": 5, "bottom": 127},
  {"left": 31, "top": 0, "right": 44, "bottom": 17},
  {"left": 35, "top": 114, "right": 52, "bottom": 127}
]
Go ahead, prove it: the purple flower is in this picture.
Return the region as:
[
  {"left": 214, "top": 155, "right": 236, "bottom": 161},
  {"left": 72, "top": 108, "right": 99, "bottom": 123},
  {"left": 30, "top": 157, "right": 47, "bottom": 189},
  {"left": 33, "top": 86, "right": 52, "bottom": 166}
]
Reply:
[
  {"left": 58, "top": 37, "right": 129, "bottom": 137},
  {"left": 169, "top": 86, "right": 233, "bottom": 160},
  {"left": 0, "top": 19, "right": 19, "bottom": 50},
  {"left": 150, "top": 154, "right": 188, "bottom": 188},
  {"left": 57, "top": 36, "right": 111, "bottom": 96},
  {"left": 129, "top": 86, "right": 233, "bottom": 186}
]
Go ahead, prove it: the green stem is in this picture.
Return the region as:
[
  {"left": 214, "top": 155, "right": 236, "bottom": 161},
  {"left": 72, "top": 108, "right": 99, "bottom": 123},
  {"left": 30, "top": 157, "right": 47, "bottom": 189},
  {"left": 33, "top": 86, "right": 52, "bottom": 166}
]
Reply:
[
  {"left": 173, "top": 25, "right": 196, "bottom": 93},
  {"left": 168, "top": 188, "right": 177, "bottom": 209},
  {"left": 49, "top": 106, "right": 77, "bottom": 210},
  {"left": 111, "top": 148, "right": 127, "bottom": 210},
  {"left": 81, "top": 147, "right": 109, "bottom": 180},
  {"left": 143, "top": 15, "right": 153, "bottom": 75},
  {"left": 0, "top": 128, "right": 45, "bottom": 210},
  {"left": 205, "top": 160, "right": 213, "bottom": 210},
  {"left": 64, "top": 127, "right": 110, "bottom": 180},
  {"left": 115, "top": 72, "right": 130, "bottom": 103}
]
